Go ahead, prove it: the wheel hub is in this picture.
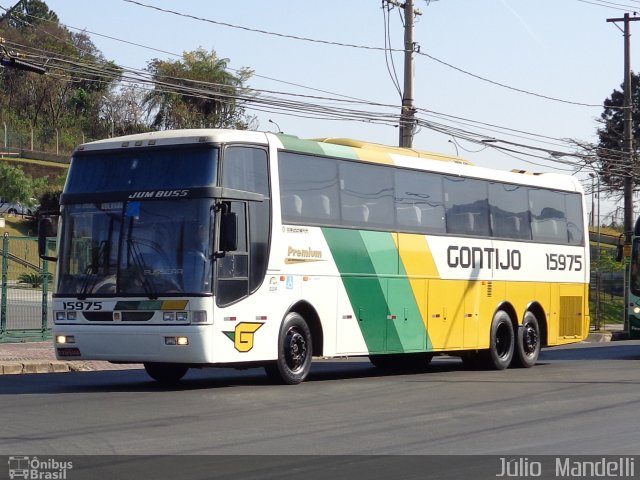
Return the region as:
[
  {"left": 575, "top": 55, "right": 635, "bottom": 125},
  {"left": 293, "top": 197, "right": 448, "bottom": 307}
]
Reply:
[
  {"left": 285, "top": 329, "right": 307, "bottom": 371},
  {"left": 523, "top": 325, "right": 538, "bottom": 355}
]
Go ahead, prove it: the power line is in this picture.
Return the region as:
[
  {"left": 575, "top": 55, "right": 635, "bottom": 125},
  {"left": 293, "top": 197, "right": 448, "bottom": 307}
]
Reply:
[
  {"left": 121, "top": 0, "right": 620, "bottom": 110},
  {"left": 0, "top": 7, "right": 614, "bottom": 173}
]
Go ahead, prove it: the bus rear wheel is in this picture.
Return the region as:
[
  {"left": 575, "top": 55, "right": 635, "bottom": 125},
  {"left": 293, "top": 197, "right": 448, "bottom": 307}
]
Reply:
[
  {"left": 144, "top": 362, "right": 189, "bottom": 384},
  {"left": 265, "top": 312, "right": 312, "bottom": 385},
  {"left": 482, "top": 310, "right": 514, "bottom": 370},
  {"left": 512, "top": 312, "right": 540, "bottom": 368}
]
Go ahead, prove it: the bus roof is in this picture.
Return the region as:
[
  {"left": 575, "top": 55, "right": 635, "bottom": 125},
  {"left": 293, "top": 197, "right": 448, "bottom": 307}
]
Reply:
[
  {"left": 74, "top": 129, "right": 582, "bottom": 194},
  {"left": 313, "top": 138, "right": 473, "bottom": 165}
]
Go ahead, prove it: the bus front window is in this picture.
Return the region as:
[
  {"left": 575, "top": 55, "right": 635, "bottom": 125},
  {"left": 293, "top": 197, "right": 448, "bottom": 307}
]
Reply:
[{"left": 58, "top": 199, "right": 214, "bottom": 296}]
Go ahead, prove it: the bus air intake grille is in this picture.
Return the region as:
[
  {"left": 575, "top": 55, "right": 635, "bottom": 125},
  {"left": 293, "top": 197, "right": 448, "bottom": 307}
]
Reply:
[
  {"left": 84, "top": 312, "right": 113, "bottom": 322},
  {"left": 83, "top": 312, "right": 154, "bottom": 322},
  {"left": 559, "top": 296, "right": 583, "bottom": 337},
  {"left": 121, "top": 312, "right": 155, "bottom": 322}
]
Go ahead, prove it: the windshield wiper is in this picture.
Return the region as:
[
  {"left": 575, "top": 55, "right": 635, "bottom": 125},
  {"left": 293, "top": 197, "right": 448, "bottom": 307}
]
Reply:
[
  {"left": 78, "top": 240, "right": 110, "bottom": 299},
  {"left": 126, "top": 237, "right": 158, "bottom": 300}
]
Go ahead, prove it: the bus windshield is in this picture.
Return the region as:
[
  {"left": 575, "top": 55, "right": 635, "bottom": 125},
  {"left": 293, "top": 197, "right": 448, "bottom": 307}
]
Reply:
[
  {"left": 65, "top": 145, "right": 217, "bottom": 193},
  {"left": 58, "top": 198, "right": 214, "bottom": 297},
  {"left": 631, "top": 238, "right": 640, "bottom": 297}
]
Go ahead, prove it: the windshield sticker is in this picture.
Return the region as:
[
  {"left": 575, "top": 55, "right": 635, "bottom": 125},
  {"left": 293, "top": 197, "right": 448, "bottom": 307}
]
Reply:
[{"left": 126, "top": 201, "right": 141, "bottom": 217}]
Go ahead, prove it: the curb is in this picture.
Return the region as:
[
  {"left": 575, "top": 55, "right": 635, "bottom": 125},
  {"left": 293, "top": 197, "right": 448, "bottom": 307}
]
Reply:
[
  {"left": 0, "top": 361, "right": 90, "bottom": 375},
  {"left": 586, "top": 332, "right": 613, "bottom": 343}
]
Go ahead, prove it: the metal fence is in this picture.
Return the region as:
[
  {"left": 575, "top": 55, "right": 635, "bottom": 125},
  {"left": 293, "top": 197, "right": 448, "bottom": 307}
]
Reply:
[
  {"left": 0, "top": 234, "right": 625, "bottom": 341},
  {"left": 0, "top": 235, "right": 53, "bottom": 342}
]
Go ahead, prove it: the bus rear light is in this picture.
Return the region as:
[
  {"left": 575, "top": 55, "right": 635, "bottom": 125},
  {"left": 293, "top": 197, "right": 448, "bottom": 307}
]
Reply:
[
  {"left": 256, "top": 316, "right": 267, "bottom": 321},
  {"left": 193, "top": 311, "right": 208, "bottom": 323}
]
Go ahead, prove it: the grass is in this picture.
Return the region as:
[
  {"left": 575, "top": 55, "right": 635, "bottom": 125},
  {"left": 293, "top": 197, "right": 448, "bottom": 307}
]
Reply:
[
  {"left": 590, "top": 293, "right": 624, "bottom": 328},
  {"left": 0, "top": 216, "right": 35, "bottom": 237}
]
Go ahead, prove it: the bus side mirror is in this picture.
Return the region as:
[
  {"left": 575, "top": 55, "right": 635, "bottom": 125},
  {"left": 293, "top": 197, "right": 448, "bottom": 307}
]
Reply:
[
  {"left": 219, "top": 211, "right": 238, "bottom": 252},
  {"left": 616, "top": 244, "right": 624, "bottom": 263},
  {"left": 38, "top": 216, "right": 58, "bottom": 261}
]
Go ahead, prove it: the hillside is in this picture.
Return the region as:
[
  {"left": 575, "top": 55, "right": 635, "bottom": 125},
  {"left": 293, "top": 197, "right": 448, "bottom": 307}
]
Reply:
[{"left": 0, "top": 156, "right": 68, "bottom": 184}]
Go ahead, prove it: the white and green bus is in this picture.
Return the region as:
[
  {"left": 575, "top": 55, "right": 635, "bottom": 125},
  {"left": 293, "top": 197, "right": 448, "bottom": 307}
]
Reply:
[{"left": 40, "top": 129, "right": 590, "bottom": 384}]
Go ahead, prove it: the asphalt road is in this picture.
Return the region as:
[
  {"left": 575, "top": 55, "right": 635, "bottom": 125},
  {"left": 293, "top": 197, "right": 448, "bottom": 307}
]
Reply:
[{"left": 1, "top": 341, "right": 639, "bottom": 456}]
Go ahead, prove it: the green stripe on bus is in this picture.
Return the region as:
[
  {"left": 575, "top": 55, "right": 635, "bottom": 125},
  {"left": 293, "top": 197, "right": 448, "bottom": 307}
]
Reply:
[
  {"left": 322, "top": 228, "right": 428, "bottom": 354},
  {"left": 317, "top": 142, "right": 359, "bottom": 160},
  {"left": 275, "top": 134, "right": 326, "bottom": 155}
]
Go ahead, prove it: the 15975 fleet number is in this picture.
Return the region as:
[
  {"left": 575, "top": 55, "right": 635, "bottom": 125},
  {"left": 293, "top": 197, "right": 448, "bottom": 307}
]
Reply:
[
  {"left": 62, "top": 301, "right": 103, "bottom": 311},
  {"left": 545, "top": 253, "right": 583, "bottom": 271}
]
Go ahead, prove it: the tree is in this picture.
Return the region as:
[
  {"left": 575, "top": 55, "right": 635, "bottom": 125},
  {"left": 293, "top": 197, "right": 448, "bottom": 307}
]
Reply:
[
  {"left": 596, "top": 71, "right": 640, "bottom": 193},
  {"left": 0, "top": 162, "right": 33, "bottom": 204},
  {"left": 0, "top": 1, "right": 122, "bottom": 150},
  {"left": 144, "top": 48, "right": 256, "bottom": 130}
]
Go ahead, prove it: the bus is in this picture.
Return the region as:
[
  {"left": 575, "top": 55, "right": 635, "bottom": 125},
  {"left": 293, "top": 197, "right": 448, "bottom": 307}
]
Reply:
[
  {"left": 39, "top": 129, "right": 590, "bottom": 384},
  {"left": 622, "top": 217, "right": 640, "bottom": 339}
]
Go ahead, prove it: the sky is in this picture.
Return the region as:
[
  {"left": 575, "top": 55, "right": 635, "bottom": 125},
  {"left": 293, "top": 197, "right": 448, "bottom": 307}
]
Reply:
[{"left": 39, "top": 0, "right": 640, "bottom": 220}]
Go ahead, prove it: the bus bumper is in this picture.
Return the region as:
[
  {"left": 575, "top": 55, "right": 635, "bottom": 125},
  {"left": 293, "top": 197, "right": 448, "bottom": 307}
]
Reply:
[{"left": 53, "top": 325, "right": 215, "bottom": 364}]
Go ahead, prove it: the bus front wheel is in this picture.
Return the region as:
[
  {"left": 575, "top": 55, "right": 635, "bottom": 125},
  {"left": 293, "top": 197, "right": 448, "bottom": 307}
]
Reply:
[
  {"left": 512, "top": 312, "right": 540, "bottom": 368},
  {"left": 144, "top": 362, "right": 189, "bottom": 384},
  {"left": 265, "top": 312, "right": 312, "bottom": 385}
]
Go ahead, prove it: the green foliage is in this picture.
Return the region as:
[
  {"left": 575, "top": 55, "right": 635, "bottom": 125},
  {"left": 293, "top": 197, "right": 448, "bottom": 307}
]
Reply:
[
  {"left": 0, "top": 162, "right": 33, "bottom": 203},
  {"left": 593, "top": 247, "right": 625, "bottom": 272},
  {"left": 0, "top": 4, "right": 121, "bottom": 151},
  {"left": 17, "top": 271, "right": 52, "bottom": 288},
  {"left": 144, "top": 48, "right": 256, "bottom": 130},
  {"left": 596, "top": 71, "right": 640, "bottom": 192}
]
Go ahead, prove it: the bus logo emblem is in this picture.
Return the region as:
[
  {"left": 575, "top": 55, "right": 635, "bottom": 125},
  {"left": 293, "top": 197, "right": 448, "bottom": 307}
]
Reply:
[{"left": 223, "top": 322, "right": 264, "bottom": 352}]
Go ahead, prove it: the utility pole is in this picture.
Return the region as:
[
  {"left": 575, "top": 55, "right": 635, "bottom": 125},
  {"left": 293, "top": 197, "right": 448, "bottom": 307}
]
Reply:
[
  {"left": 387, "top": 0, "right": 421, "bottom": 148},
  {"left": 607, "top": 13, "right": 639, "bottom": 333}
]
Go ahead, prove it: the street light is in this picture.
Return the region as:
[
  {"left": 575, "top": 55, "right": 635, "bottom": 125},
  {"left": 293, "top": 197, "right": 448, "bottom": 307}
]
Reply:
[
  {"left": 268, "top": 119, "right": 282, "bottom": 134},
  {"left": 448, "top": 138, "right": 459, "bottom": 156}
]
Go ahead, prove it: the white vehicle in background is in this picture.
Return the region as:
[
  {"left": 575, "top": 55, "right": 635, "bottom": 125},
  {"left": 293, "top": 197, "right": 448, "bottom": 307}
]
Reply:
[{"left": 0, "top": 197, "right": 36, "bottom": 216}]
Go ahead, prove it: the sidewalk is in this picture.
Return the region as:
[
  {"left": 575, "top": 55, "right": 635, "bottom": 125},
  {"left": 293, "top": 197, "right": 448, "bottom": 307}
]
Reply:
[
  {"left": 0, "top": 340, "right": 142, "bottom": 375},
  {"left": 0, "top": 324, "right": 629, "bottom": 375},
  {"left": 586, "top": 323, "right": 626, "bottom": 343}
]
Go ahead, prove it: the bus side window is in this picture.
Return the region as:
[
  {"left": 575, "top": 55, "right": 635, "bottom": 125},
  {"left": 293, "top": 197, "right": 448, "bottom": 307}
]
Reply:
[
  {"left": 216, "top": 201, "right": 249, "bottom": 306},
  {"left": 220, "top": 146, "right": 271, "bottom": 301}
]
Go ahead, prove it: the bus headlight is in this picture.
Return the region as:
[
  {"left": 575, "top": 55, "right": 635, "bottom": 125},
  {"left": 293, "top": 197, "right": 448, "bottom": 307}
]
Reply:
[
  {"left": 633, "top": 306, "right": 640, "bottom": 315},
  {"left": 192, "top": 311, "right": 207, "bottom": 324},
  {"left": 56, "top": 335, "right": 75, "bottom": 344},
  {"left": 55, "top": 311, "right": 76, "bottom": 321}
]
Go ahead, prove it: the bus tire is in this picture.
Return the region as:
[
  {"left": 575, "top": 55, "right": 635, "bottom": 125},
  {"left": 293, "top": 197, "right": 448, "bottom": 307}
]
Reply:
[
  {"left": 483, "top": 310, "right": 515, "bottom": 370},
  {"left": 265, "top": 312, "right": 312, "bottom": 385},
  {"left": 144, "top": 362, "right": 189, "bottom": 384},
  {"left": 513, "top": 312, "right": 540, "bottom": 368}
]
